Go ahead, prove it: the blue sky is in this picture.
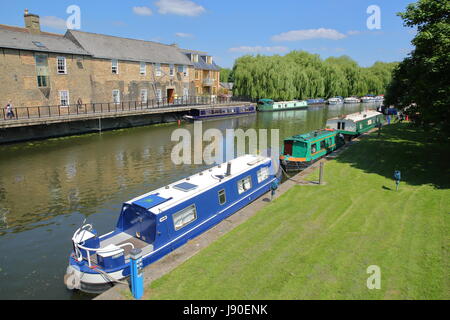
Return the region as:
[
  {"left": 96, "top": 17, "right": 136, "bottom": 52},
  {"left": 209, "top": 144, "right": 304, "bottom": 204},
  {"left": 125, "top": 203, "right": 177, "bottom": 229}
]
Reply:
[{"left": 0, "top": 0, "right": 416, "bottom": 68}]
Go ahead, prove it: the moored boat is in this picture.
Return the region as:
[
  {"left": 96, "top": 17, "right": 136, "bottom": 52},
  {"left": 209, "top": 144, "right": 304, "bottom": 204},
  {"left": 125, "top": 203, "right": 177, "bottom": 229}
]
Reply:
[
  {"left": 280, "top": 129, "right": 345, "bottom": 171},
  {"left": 184, "top": 105, "right": 256, "bottom": 121},
  {"left": 327, "top": 97, "right": 344, "bottom": 105},
  {"left": 257, "top": 99, "right": 308, "bottom": 112},
  {"left": 344, "top": 97, "right": 361, "bottom": 104},
  {"left": 64, "top": 155, "right": 280, "bottom": 293},
  {"left": 326, "top": 110, "right": 383, "bottom": 139},
  {"left": 361, "top": 96, "right": 376, "bottom": 103},
  {"left": 306, "top": 98, "right": 326, "bottom": 105}
]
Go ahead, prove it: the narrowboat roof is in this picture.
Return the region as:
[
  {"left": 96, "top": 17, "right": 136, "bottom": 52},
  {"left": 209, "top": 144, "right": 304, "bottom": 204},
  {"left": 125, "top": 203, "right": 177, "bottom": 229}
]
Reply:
[
  {"left": 285, "top": 129, "right": 337, "bottom": 143},
  {"left": 128, "top": 154, "right": 271, "bottom": 214},
  {"left": 328, "top": 110, "right": 382, "bottom": 122},
  {"left": 259, "top": 99, "right": 274, "bottom": 103}
]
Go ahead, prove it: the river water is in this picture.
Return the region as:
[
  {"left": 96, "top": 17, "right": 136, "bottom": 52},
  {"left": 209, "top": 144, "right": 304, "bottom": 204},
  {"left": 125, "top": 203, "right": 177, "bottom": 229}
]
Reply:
[{"left": 0, "top": 103, "right": 378, "bottom": 300}]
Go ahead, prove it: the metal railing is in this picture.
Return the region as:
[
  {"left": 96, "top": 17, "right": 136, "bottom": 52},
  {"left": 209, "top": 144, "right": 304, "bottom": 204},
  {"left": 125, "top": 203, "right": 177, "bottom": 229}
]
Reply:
[{"left": 1, "top": 96, "right": 254, "bottom": 122}]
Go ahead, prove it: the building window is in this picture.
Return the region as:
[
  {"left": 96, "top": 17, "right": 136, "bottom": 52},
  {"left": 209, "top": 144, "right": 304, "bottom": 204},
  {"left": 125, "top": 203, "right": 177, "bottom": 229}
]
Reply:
[
  {"left": 156, "top": 89, "right": 162, "bottom": 103},
  {"left": 195, "top": 71, "right": 200, "bottom": 80},
  {"left": 140, "top": 89, "right": 148, "bottom": 103},
  {"left": 196, "top": 87, "right": 201, "bottom": 95},
  {"left": 35, "top": 54, "right": 49, "bottom": 88},
  {"left": 257, "top": 167, "right": 270, "bottom": 183},
  {"left": 59, "top": 90, "right": 70, "bottom": 106},
  {"left": 155, "top": 63, "right": 161, "bottom": 77},
  {"left": 57, "top": 56, "right": 67, "bottom": 74},
  {"left": 173, "top": 204, "right": 197, "bottom": 231},
  {"left": 112, "top": 90, "right": 120, "bottom": 104},
  {"left": 112, "top": 59, "right": 119, "bottom": 74},
  {"left": 140, "top": 62, "right": 146, "bottom": 75},
  {"left": 192, "top": 54, "right": 199, "bottom": 63},
  {"left": 183, "top": 65, "right": 189, "bottom": 77},
  {"left": 177, "top": 65, "right": 184, "bottom": 73},
  {"left": 237, "top": 176, "right": 252, "bottom": 194},
  {"left": 169, "top": 64, "right": 174, "bottom": 77},
  {"left": 218, "top": 190, "right": 226, "bottom": 205}
]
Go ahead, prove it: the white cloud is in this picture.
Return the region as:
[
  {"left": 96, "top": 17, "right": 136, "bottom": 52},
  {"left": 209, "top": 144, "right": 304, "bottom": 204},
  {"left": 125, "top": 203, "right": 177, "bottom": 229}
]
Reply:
[
  {"left": 175, "top": 32, "right": 194, "bottom": 38},
  {"left": 41, "top": 16, "right": 67, "bottom": 30},
  {"left": 133, "top": 6, "right": 153, "bottom": 16},
  {"left": 271, "top": 28, "right": 347, "bottom": 42},
  {"left": 228, "top": 46, "right": 289, "bottom": 54},
  {"left": 155, "top": 0, "right": 206, "bottom": 16}
]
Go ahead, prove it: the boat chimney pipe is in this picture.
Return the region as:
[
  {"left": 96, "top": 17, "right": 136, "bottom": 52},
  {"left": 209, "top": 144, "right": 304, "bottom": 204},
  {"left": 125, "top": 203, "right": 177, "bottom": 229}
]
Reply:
[{"left": 226, "top": 162, "right": 232, "bottom": 176}]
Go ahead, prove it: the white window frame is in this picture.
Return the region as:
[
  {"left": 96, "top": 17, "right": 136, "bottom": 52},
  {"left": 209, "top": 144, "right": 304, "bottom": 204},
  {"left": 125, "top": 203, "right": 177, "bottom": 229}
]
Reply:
[
  {"left": 177, "top": 65, "right": 184, "bottom": 73},
  {"left": 140, "top": 62, "right": 146, "bottom": 75},
  {"left": 156, "top": 89, "right": 162, "bottom": 103},
  {"left": 140, "top": 89, "right": 148, "bottom": 103},
  {"left": 183, "top": 65, "right": 189, "bottom": 77},
  {"left": 237, "top": 176, "right": 252, "bottom": 194},
  {"left": 173, "top": 204, "right": 197, "bottom": 231},
  {"left": 257, "top": 167, "right": 270, "bottom": 183},
  {"left": 112, "top": 90, "right": 121, "bottom": 104},
  {"left": 112, "top": 59, "right": 119, "bottom": 74},
  {"left": 59, "top": 90, "right": 70, "bottom": 107},
  {"left": 169, "top": 64, "right": 174, "bottom": 77},
  {"left": 57, "top": 56, "right": 67, "bottom": 74},
  {"left": 154, "top": 63, "right": 161, "bottom": 77},
  {"left": 218, "top": 189, "right": 226, "bottom": 205}
]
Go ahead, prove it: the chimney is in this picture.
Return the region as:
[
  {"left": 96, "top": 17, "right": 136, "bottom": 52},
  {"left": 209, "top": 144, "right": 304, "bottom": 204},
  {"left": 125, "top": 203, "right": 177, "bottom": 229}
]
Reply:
[{"left": 24, "top": 9, "right": 41, "bottom": 34}]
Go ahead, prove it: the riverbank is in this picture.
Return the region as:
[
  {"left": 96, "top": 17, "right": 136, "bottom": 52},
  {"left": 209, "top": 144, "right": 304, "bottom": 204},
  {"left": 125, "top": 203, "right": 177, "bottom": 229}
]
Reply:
[{"left": 118, "top": 122, "right": 449, "bottom": 300}]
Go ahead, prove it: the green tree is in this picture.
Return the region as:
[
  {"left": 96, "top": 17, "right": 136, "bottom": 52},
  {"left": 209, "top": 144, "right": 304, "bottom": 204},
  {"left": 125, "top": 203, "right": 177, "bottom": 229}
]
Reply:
[{"left": 385, "top": 0, "right": 450, "bottom": 134}]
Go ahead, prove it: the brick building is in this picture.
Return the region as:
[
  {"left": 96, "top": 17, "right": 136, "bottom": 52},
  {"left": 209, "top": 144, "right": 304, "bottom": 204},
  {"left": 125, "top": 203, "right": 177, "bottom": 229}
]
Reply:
[
  {"left": 181, "top": 49, "right": 221, "bottom": 97},
  {"left": 0, "top": 10, "right": 219, "bottom": 109}
]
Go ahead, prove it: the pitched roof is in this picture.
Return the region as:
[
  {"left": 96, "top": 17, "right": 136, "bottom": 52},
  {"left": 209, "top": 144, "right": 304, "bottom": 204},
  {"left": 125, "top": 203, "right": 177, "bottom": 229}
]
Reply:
[
  {"left": 182, "top": 49, "right": 221, "bottom": 71},
  {"left": 66, "top": 30, "right": 193, "bottom": 65},
  {"left": 0, "top": 25, "right": 89, "bottom": 55}
]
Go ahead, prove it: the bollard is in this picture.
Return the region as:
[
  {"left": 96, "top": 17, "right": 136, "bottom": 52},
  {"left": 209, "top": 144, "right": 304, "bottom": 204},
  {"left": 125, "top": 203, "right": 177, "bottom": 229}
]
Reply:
[
  {"left": 130, "top": 248, "right": 144, "bottom": 300},
  {"left": 270, "top": 179, "right": 279, "bottom": 201}
]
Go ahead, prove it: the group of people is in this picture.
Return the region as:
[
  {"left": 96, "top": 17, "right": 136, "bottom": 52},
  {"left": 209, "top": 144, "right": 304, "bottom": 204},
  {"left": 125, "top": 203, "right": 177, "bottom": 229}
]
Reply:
[{"left": 4, "top": 100, "right": 15, "bottom": 119}]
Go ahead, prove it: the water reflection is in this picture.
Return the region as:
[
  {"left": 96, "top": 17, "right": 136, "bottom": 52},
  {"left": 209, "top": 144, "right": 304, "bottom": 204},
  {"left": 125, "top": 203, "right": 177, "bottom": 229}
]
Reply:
[{"left": 0, "top": 103, "right": 378, "bottom": 299}]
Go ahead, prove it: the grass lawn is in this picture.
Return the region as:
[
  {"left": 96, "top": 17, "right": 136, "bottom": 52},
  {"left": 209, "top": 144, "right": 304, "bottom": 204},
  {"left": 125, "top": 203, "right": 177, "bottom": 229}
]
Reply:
[{"left": 140, "top": 123, "right": 449, "bottom": 300}]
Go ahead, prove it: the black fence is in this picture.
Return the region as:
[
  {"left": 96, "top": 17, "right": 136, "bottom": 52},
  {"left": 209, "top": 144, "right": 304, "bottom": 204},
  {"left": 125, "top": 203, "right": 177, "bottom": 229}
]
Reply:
[{"left": 1, "top": 96, "right": 256, "bottom": 121}]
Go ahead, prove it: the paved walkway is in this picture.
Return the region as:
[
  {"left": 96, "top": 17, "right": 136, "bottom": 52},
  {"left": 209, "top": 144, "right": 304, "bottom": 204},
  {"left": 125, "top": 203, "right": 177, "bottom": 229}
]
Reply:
[{"left": 95, "top": 128, "right": 378, "bottom": 300}]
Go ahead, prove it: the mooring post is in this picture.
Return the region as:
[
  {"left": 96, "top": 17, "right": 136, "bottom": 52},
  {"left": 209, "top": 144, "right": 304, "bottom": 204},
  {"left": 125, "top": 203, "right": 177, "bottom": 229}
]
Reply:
[
  {"left": 319, "top": 162, "right": 324, "bottom": 185},
  {"left": 130, "top": 248, "right": 144, "bottom": 300}
]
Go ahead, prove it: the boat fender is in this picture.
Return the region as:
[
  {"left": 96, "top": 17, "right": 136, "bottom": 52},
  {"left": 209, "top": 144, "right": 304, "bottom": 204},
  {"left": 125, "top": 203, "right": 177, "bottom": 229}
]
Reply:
[{"left": 64, "top": 267, "right": 81, "bottom": 290}]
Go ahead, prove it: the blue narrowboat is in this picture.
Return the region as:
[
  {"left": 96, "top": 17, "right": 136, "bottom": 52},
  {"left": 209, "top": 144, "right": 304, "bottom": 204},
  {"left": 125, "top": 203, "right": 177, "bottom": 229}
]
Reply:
[
  {"left": 306, "top": 98, "right": 326, "bottom": 105},
  {"left": 184, "top": 105, "right": 256, "bottom": 121},
  {"left": 64, "top": 155, "right": 280, "bottom": 293}
]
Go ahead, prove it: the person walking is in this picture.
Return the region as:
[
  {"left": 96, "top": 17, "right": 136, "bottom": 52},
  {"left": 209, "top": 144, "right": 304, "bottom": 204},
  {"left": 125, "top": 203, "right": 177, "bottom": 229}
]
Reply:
[{"left": 5, "top": 100, "right": 14, "bottom": 120}]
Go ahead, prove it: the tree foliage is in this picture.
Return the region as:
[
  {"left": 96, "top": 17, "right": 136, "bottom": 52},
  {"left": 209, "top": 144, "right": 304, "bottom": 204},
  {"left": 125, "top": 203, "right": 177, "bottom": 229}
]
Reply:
[
  {"left": 385, "top": 0, "right": 450, "bottom": 134},
  {"left": 232, "top": 51, "right": 397, "bottom": 101}
]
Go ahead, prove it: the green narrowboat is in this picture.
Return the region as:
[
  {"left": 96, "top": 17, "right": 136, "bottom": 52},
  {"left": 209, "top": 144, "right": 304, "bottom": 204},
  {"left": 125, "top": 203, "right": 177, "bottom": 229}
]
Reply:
[
  {"left": 326, "top": 111, "right": 383, "bottom": 139},
  {"left": 257, "top": 99, "right": 308, "bottom": 112},
  {"left": 280, "top": 129, "right": 345, "bottom": 171}
]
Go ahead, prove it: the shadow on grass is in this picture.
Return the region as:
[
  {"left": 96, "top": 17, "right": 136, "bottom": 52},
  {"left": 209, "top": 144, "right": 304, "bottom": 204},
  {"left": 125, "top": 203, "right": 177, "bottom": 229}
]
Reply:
[{"left": 336, "top": 123, "right": 450, "bottom": 189}]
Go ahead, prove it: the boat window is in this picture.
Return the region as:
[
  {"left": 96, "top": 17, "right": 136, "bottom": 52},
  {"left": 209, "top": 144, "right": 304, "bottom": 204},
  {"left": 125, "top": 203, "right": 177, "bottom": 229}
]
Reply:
[
  {"left": 173, "top": 204, "right": 197, "bottom": 231},
  {"left": 237, "top": 176, "right": 252, "bottom": 194},
  {"left": 218, "top": 189, "right": 226, "bottom": 205},
  {"left": 311, "top": 144, "right": 317, "bottom": 154},
  {"left": 257, "top": 167, "right": 270, "bottom": 183},
  {"left": 341, "top": 122, "right": 346, "bottom": 130},
  {"left": 320, "top": 140, "right": 326, "bottom": 150}
]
